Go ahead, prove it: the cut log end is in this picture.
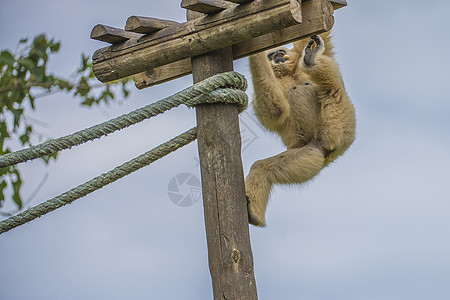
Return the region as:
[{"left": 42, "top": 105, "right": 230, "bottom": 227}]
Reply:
[
  {"left": 91, "top": 24, "right": 140, "bottom": 44},
  {"left": 125, "top": 16, "right": 180, "bottom": 34},
  {"left": 181, "top": 0, "right": 236, "bottom": 14},
  {"left": 331, "top": 0, "right": 347, "bottom": 9},
  {"left": 224, "top": 0, "right": 253, "bottom": 4}
]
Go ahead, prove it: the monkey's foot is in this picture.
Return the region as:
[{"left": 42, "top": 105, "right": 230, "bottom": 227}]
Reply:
[
  {"left": 304, "top": 35, "right": 324, "bottom": 66},
  {"left": 246, "top": 196, "right": 267, "bottom": 227}
]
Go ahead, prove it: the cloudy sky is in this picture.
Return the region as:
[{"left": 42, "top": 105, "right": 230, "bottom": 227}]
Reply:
[{"left": 1, "top": 0, "right": 450, "bottom": 299}]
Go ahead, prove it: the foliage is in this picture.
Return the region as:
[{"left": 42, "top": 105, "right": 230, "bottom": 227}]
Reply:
[{"left": 0, "top": 34, "right": 131, "bottom": 213}]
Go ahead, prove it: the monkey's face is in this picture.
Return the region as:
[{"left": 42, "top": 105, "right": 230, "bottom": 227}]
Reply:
[
  {"left": 267, "top": 50, "right": 288, "bottom": 64},
  {"left": 267, "top": 48, "right": 294, "bottom": 65},
  {"left": 267, "top": 47, "right": 297, "bottom": 76}
]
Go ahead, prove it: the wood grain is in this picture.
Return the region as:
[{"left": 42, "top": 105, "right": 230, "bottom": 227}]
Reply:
[
  {"left": 134, "top": 0, "right": 334, "bottom": 89},
  {"left": 181, "top": 0, "right": 236, "bottom": 14},
  {"left": 90, "top": 25, "right": 141, "bottom": 44},
  {"left": 188, "top": 9, "right": 258, "bottom": 300},
  {"left": 93, "top": 0, "right": 303, "bottom": 83},
  {"left": 125, "top": 16, "right": 179, "bottom": 34}
]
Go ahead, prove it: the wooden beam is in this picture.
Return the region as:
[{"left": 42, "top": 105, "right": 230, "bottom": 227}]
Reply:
[
  {"left": 125, "top": 16, "right": 179, "bottom": 34},
  {"left": 181, "top": 0, "right": 236, "bottom": 14},
  {"left": 303, "top": 0, "right": 347, "bottom": 9},
  {"left": 224, "top": 0, "right": 253, "bottom": 4},
  {"left": 90, "top": 25, "right": 141, "bottom": 44},
  {"left": 234, "top": 0, "right": 333, "bottom": 57},
  {"left": 134, "top": 0, "right": 333, "bottom": 89},
  {"left": 134, "top": 59, "right": 192, "bottom": 89},
  {"left": 92, "top": 0, "right": 304, "bottom": 83},
  {"left": 330, "top": 0, "right": 347, "bottom": 9},
  {"left": 187, "top": 11, "right": 258, "bottom": 300}
]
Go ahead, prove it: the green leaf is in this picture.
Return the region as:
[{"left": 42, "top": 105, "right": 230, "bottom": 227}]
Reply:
[
  {"left": 12, "top": 174, "right": 23, "bottom": 209},
  {"left": 81, "top": 96, "right": 95, "bottom": 106},
  {"left": 0, "top": 50, "right": 15, "bottom": 67},
  {"left": 75, "top": 76, "right": 91, "bottom": 97},
  {"left": 122, "top": 81, "right": 130, "bottom": 98},
  {"left": 0, "top": 180, "right": 7, "bottom": 207},
  {"left": 0, "top": 121, "right": 10, "bottom": 151},
  {"left": 12, "top": 108, "right": 24, "bottom": 128},
  {"left": 19, "top": 133, "right": 30, "bottom": 145},
  {"left": 0, "top": 167, "right": 9, "bottom": 176},
  {"left": 41, "top": 152, "right": 58, "bottom": 164},
  {"left": 77, "top": 53, "right": 90, "bottom": 73},
  {"left": 49, "top": 41, "right": 61, "bottom": 53},
  {"left": 30, "top": 65, "right": 45, "bottom": 81},
  {"left": 18, "top": 57, "right": 34, "bottom": 70}
]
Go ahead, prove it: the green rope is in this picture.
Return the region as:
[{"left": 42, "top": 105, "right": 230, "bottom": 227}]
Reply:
[
  {"left": 0, "top": 71, "right": 248, "bottom": 235},
  {"left": 0, "top": 128, "right": 197, "bottom": 235},
  {"left": 0, "top": 71, "right": 247, "bottom": 168}
]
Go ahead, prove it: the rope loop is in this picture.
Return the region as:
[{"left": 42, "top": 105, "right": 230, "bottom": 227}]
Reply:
[{"left": 0, "top": 71, "right": 248, "bottom": 168}]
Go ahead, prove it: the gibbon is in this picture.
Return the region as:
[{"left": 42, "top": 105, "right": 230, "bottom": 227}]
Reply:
[{"left": 245, "top": 32, "right": 356, "bottom": 227}]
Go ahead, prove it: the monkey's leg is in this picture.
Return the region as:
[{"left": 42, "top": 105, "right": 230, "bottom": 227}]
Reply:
[{"left": 245, "top": 145, "right": 325, "bottom": 226}]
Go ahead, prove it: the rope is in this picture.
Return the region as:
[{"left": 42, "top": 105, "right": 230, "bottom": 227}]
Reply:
[
  {"left": 0, "top": 71, "right": 248, "bottom": 235},
  {"left": 0, "top": 128, "right": 197, "bottom": 235},
  {"left": 0, "top": 71, "right": 248, "bottom": 168}
]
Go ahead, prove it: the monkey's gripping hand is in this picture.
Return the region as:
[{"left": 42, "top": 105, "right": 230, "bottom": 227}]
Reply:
[{"left": 304, "top": 35, "right": 325, "bottom": 67}]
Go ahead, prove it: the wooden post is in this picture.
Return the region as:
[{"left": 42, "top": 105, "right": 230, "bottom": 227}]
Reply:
[{"left": 188, "top": 10, "right": 258, "bottom": 300}]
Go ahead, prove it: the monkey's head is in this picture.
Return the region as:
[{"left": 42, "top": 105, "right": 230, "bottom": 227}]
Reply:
[
  {"left": 267, "top": 49, "right": 289, "bottom": 64},
  {"left": 266, "top": 47, "right": 298, "bottom": 76}
]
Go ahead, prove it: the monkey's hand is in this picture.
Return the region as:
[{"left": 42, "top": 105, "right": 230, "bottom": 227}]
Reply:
[{"left": 304, "top": 35, "right": 325, "bottom": 67}]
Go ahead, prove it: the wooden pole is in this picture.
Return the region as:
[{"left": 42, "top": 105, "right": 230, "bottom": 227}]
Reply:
[{"left": 188, "top": 10, "right": 258, "bottom": 300}]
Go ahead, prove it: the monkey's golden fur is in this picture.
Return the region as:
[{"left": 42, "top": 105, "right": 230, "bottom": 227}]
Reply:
[{"left": 245, "top": 32, "right": 356, "bottom": 227}]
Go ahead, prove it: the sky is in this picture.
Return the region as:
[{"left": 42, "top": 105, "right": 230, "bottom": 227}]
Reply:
[{"left": 1, "top": 0, "right": 450, "bottom": 299}]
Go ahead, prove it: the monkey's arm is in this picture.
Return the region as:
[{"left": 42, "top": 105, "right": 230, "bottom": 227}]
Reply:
[
  {"left": 249, "top": 53, "right": 290, "bottom": 131},
  {"left": 302, "top": 36, "right": 356, "bottom": 160}
]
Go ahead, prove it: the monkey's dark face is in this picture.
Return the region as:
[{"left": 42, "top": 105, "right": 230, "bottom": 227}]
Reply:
[
  {"left": 267, "top": 48, "right": 297, "bottom": 77},
  {"left": 267, "top": 50, "right": 287, "bottom": 64}
]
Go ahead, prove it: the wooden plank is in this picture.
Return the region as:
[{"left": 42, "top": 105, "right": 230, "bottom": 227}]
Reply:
[
  {"left": 134, "top": 59, "right": 192, "bottom": 89},
  {"left": 224, "top": 0, "right": 253, "bottom": 4},
  {"left": 304, "top": 0, "right": 347, "bottom": 9},
  {"left": 181, "top": 0, "right": 236, "bottom": 14},
  {"left": 188, "top": 11, "right": 258, "bottom": 300},
  {"left": 93, "top": 0, "right": 304, "bottom": 83},
  {"left": 90, "top": 24, "right": 141, "bottom": 44},
  {"left": 330, "top": 0, "right": 347, "bottom": 9},
  {"left": 134, "top": 0, "right": 333, "bottom": 89},
  {"left": 125, "top": 16, "right": 179, "bottom": 34},
  {"left": 234, "top": 0, "right": 333, "bottom": 57}
]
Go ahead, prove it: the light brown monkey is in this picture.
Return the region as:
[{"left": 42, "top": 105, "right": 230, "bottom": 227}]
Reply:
[{"left": 245, "top": 32, "right": 356, "bottom": 227}]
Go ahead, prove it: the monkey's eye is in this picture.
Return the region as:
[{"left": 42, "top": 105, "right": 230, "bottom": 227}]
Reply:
[{"left": 267, "top": 53, "right": 274, "bottom": 60}]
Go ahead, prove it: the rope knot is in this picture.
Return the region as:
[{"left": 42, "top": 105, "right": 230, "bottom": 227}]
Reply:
[{"left": 183, "top": 71, "right": 248, "bottom": 112}]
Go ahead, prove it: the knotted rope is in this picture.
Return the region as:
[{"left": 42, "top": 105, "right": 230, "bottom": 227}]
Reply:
[
  {"left": 0, "top": 72, "right": 248, "bottom": 235},
  {"left": 0, "top": 72, "right": 247, "bottom": 168}
]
